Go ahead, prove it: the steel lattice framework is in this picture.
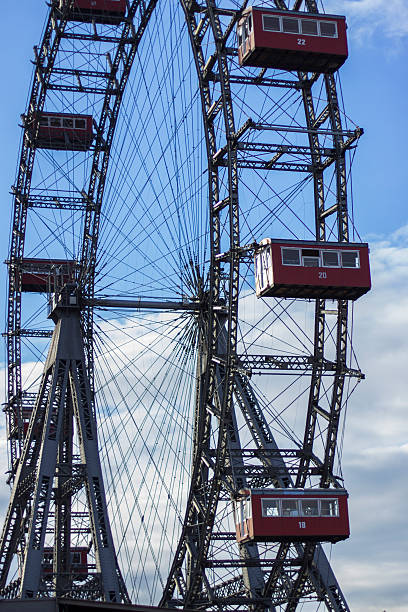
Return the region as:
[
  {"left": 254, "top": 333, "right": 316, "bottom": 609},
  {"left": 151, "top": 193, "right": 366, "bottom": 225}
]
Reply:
[{"left": 0, "top": 0, "right": 364, "bottom": 609}]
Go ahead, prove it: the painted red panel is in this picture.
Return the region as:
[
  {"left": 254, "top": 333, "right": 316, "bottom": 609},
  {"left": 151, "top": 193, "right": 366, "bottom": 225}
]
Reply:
[
  {"left": 34, "top": 113, "right": 93, "bottom": 151},
  {"left": 8, "top": 410, "right": 33, "bottom": 440},
  {"left": 68, "top": 0, "right": 126, "bottom": 23},
  {"left": 238, "top": 8, "right": 348, "bottom": 73},
  {"left": 43, "top": 547, "right": 88, "bottom": 575},
  {"left": 251, "top": 492, "right": 349, "bottom": 542},
  {"left": 74, "top": 0, "right": 126, "bottom": 10},
  {"left": 20, "top": 259, "right": 77, "bottom": 293},
  {"left": 272, "top": 242, "right": 370, "bottom": 289},
  {"left": 256, "top": 240, "right": 371, "bottom": 300},
  {"left": 252, "top": 9, "right": 347, "bottom": 56},
  {"left": 236, "top": 489, "right": 349, "bottom": 543}
]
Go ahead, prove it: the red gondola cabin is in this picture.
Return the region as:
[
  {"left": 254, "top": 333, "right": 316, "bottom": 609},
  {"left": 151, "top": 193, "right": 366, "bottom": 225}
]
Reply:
[
  {"left": 57, "top": 0, "right": 126, "bottom": 23},
  {"left": 20, "top": 259, "right": 77, "bottom": 293},
  {"left": 8, "top": 409, "right": 33, "bottom": 440},
  {"left": 235, "top": 488, "right": 350, "bottom": 543},
  {"left": 237, "top": 8, "right": 348, "bottom": 73},
  {"left": 32, "top": 113, "right": 93, "bottom": 151},
  {"left": 43, "top": 547, "right": 88, "bottom": 577},
  {"left": 254, "top": 239, "right": 371, "bottom": 300}
]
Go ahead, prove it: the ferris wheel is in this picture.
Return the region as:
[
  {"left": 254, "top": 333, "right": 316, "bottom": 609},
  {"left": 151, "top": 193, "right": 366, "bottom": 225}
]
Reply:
[{"left": 0, "top": 1, "right": 369, "bottom": 610}]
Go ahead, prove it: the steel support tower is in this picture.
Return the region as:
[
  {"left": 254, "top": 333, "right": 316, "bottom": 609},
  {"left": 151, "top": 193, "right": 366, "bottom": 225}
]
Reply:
[{"left": 0, "top": 0, "right": 365, "bottom": 609}]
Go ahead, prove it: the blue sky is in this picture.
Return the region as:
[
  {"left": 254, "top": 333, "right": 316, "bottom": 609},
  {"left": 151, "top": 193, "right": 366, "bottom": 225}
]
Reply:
[{"left": 0, "top": 2, "right": 407, "bottom": 610}]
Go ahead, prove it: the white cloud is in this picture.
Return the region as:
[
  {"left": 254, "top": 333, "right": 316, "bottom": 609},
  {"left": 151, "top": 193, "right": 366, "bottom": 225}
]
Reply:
[
  {"left": 344, "top": 232, "right": 408, "bottom": 448},
  {"left": 335, "top": 559, "right": 408, "bottom": 611},
  {"left": 330, "top": 228, "right": 408, "bottom": 611},
  {"left": 391, "top": 224, "right": 408, "bottom": 242},
  {"left": 361, "top": 442, "right": 408, "bottom": 456},
  {"left": 324, "top": 0, "right": 408, "bottom": 41}
]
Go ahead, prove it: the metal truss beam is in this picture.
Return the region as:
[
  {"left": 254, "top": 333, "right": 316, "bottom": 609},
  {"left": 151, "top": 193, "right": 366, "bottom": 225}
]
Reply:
[
  {"left": 11, "top": 190, "right": 89, "bottom": 211},
  {"left": 61, "top": 32, "right": 124, "bottom": 44},
  {"left": 4, "top": 329, "right": 53, "bottom": 339},
  {"left": 231, "top": 354, "right": 363, "bottom": 378},
  {"left": 249, "top": 122, "right": 362, "bottom": 139},
  {"left": 230, "top": 160, "right": 312, "bottom": 172},
  {"left": 220, "top": 75, "right": 301, "bottom": 89},
  {"left": 48, "top": 83, "right": 118, "bottom": 95}
]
